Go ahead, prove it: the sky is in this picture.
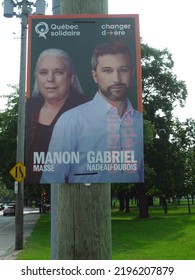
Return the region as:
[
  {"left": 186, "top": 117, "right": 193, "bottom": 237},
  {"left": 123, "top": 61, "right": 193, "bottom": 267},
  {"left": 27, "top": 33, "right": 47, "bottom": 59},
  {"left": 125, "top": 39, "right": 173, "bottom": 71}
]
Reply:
[{"left": 0, "top": 0, "right": 194, "bottom": 121}]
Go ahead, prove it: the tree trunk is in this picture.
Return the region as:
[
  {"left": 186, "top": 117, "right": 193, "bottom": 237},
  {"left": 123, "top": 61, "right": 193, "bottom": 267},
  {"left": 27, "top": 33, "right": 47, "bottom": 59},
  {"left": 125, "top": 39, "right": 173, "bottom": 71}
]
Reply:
[
  {"left": 125, "top": 191, "right": 130, "bottom": 212},
  {"left": 118, "top": 190, "right": 125, "bottom": 211},
  {"left": 187, "top": 194, "right": 191, "bottom": 214},
  {"left": 160, "top": 195, "right": 168, "bottom": 214},
  {"left": 137, "top": 183, "right": 149, "bottom": 218}
]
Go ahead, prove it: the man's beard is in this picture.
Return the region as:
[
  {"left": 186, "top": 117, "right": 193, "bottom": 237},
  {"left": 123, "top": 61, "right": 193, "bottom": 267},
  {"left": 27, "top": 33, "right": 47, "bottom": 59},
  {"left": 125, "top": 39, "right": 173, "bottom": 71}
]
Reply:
[{"left": 99, "top": 83, "right": 129, "bottom": 101}]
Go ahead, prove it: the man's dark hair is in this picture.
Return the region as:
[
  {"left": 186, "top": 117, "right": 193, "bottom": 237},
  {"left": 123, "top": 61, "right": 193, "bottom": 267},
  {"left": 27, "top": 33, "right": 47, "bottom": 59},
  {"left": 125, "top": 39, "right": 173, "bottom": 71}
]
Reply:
[{"left": 91, "top": 42, "right": 132, "bottom": 70}]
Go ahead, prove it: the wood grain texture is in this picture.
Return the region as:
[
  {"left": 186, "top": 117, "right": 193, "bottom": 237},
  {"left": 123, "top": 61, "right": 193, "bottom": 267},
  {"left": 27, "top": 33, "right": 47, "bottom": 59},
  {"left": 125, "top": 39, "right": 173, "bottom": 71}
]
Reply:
[{"left": 57, "top": 184, "right": 111, "bottom": 259}]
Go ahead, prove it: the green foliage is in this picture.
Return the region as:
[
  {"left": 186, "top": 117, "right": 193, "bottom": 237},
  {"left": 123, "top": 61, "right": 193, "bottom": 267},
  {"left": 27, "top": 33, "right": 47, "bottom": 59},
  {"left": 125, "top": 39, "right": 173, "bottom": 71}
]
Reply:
[
  {"left": 143, "top": 118, "right": 156, "bottom": 145},
  {"left": 171, "top": 118, "right": 195, "bottom": 195},
  {"left": 0, "top": 85, "right": 18, "bottom": 187},
  {"left": 141, "top": 43, "right": 187, "bottom": 113},
  {"left": 0, "top": 181, "right": 14, "bottom": 202},
  {"left": 141, "top": 43, "right": 194, "bottom": 201},
  {"left": 24, "top": 184, "right": 51, "bottom": 205}
]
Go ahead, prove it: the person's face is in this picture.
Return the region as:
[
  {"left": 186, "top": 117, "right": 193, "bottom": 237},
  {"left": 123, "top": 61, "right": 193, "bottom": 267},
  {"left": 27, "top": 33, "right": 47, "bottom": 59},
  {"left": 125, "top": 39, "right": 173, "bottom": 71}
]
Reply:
[
  {"left": 92, "top": 53, "right": 133, "bottom": 102},
  {"left": 36, "top": 55, "right": 74, "bottom": 102}
]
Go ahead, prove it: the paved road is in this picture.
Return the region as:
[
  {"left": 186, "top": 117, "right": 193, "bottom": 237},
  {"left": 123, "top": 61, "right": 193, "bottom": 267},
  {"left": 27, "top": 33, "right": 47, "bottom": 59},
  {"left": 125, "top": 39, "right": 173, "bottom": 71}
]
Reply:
[{"left": 0, "top": 208, "right": 40, "bottom": 260}]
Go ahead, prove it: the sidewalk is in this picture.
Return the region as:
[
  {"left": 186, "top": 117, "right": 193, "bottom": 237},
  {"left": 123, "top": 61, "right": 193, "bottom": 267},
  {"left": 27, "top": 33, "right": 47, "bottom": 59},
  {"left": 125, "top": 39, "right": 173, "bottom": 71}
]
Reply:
[{"left": 0, "top": 208, "right": 40, "bottom": 260}]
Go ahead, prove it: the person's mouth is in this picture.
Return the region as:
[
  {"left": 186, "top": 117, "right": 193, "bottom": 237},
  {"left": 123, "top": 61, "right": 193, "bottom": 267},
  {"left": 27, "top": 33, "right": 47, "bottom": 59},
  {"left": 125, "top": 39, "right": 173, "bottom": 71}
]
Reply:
[
  {"left": 110, "top": 84, "right": 125, "bottom": 89},
  {"left": 46, "top": 87, "right": 58, "bottom": 91}
]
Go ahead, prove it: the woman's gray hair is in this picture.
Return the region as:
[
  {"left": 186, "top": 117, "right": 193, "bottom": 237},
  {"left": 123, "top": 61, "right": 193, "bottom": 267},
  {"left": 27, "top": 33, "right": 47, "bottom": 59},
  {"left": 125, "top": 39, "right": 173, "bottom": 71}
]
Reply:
[{"left": 32, "top": 48, "right": 83, "bottom": 97}]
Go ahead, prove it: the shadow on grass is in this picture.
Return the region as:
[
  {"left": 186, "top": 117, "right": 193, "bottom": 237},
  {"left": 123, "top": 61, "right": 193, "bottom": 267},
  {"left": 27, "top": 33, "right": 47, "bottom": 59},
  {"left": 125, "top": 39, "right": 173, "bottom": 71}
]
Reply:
[{"left": 112, "top": 207, "right": 195, "bottom": 260}]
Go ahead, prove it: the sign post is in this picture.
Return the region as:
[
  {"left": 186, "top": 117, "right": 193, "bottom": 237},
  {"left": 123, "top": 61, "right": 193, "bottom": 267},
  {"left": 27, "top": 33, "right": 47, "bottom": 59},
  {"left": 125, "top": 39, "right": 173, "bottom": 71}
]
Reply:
[{"left": 10, "top": 162, "right": 26, "bottom": 250}]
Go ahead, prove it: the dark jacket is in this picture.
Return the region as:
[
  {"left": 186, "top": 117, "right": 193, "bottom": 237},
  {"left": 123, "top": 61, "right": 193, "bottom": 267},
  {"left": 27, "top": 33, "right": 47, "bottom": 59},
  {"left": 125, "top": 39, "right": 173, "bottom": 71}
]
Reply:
[{"left": 25, "top": 91, "right": 90, "bottom": 184}]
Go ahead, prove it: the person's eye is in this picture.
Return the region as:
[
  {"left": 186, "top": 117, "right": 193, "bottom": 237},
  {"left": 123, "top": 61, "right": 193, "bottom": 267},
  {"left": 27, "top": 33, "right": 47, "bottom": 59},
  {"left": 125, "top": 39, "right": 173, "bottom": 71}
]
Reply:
[
  {"left": 102, "top": 68, "right": 112, "bottom": 73},
  {"left": 39, "top": 70, "right": 48, "bottom": 75},
  {"left": 120, "top": 67, "right": 129, "bottom": 73},
  {"left": 55, "top": 70, "right": 64, "bottom": 75}
]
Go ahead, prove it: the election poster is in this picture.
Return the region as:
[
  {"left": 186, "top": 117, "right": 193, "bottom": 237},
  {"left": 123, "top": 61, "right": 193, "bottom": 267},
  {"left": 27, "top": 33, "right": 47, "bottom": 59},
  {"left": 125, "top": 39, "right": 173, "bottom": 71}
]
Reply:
[{"left": 25, "top": 14, "right": 144, "bottom": 184}]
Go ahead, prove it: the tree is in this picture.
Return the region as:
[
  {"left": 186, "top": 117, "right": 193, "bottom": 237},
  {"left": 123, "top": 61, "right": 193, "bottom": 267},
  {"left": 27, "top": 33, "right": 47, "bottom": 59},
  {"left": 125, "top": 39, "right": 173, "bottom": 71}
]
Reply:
[
  {"left": 0, "top": 86, "right": 18, "bottom": 187},
  {"left": 142, "top": 43, "right": 187, "bottom": 116},
  {"left": 171, "top": 118, "right": 195, "bottom": 213},
  {"left": 141, "top": 43, "right": 188, "bottom": 211},
  {"left": 111, "top": 183, "right": 137, "bottom": 212},
  {"left": 0, "top": 181, "right": 14, "bottom": 202}
]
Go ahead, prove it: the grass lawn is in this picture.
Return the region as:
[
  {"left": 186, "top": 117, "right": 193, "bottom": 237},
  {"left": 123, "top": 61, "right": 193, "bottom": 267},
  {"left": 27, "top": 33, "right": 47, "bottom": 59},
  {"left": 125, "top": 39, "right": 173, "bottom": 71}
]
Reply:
[
  {"left": 112, "top": 207, "right": 195, "bottom": 260},
  {"left": 17, "top": 204, "right": 195, "bottom": 260},
  {"left": 17, "top": 213, "right": 51, "bottom": 260}
]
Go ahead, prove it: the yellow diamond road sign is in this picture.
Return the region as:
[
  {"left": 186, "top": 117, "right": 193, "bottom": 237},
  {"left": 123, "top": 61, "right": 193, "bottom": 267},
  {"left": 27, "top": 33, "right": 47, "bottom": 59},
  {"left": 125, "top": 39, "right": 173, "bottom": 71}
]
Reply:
[{"left": 10, "top": 162, "right": 26, "bottom": 182}]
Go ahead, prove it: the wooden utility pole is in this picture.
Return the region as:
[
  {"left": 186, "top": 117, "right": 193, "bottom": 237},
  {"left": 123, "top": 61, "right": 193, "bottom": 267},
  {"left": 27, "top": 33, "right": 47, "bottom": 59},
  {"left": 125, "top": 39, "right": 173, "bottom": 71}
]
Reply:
[
  {"left": 61, "top": 0, "right": 108, "bottom": 14},
  {"left": 51, "top": 0, "right": 111, "bottom": 260}
]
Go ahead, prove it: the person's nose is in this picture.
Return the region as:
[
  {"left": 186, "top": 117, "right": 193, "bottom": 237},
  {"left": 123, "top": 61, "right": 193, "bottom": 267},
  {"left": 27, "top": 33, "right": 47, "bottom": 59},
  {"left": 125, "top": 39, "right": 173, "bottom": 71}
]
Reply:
[
  {"left": 47, "top": 71, "right": 54, "bottom": 82},
  {"left": 113, "top": 70, "right": 121, "bottom": 83}
]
